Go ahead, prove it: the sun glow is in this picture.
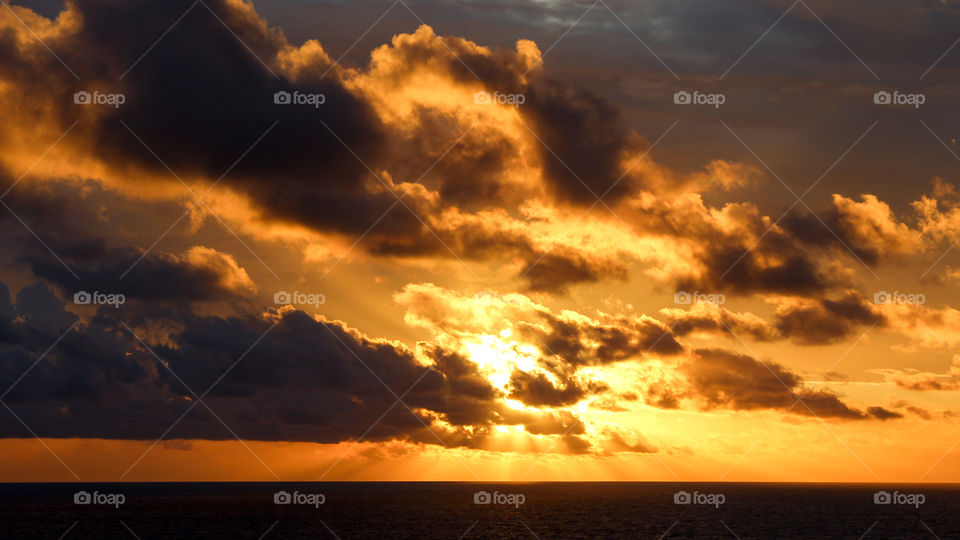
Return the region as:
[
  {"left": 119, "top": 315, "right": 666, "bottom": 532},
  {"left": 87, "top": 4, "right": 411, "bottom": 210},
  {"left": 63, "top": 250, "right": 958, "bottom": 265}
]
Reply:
[{"left": 462, "top": 333, "right": 542, "bottom": 390}]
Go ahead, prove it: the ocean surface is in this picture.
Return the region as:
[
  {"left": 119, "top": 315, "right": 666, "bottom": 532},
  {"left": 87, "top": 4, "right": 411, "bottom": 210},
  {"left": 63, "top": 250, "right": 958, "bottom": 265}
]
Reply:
[{"left": 0, "top": 482, "right": 956, "bottom": 539}]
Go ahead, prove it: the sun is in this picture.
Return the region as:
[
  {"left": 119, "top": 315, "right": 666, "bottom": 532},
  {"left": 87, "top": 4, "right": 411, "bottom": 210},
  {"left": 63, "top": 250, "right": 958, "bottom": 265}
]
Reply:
[{"left": 461, "top": 332, "right": 544, "bottom": 400}]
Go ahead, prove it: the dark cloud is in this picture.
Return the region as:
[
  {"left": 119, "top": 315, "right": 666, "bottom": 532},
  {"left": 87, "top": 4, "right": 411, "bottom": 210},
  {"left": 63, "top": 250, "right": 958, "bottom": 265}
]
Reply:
[
  {"left": 0, "top": 280, "right": 596, "bottom": 449},
  {"left": 0, "top": 0, "right": 425, "bottom": 254},
  {"left": 644, "top": 385, "right": 681, "bottom": 410},
  {"left": 889, "top": 400, "right": 958, "bottom": 421},
  {"left": 774, "top": 291, "right": 884, "bottom": 345},
  {"left": 504, "top": 409, "right": 585, "bottom": 437},
  {"left": 520, "top": 249, "right": 629, "bottom": 293},
  {"left": 3, "top": 0, "right": 959, "bottom": 302},
  {"left": 878, "top": 363, "right": 960, "bottom": 392},
  {"left": 423, "top": 345, "right": 499, "bottom": 401},
  {"left": 28, "top": 245, "right": 258, "bottom": 302},
  {"left": 629, "top": 200, "right": 852, "bottom": 297},
  {"left": 783, "top": 208, "right": 911, "bottom": 268},
  {"left": 866, "top": 406, "right": 902, "bottom": 421},
  {"left": 559, "top": 434, "right": 594, "bottom": 454},
  {"left": 350, "top": 22, "right": 650, "bottom": 206},
  {"left": 680, "top": 348, "right": 900, "bottom": 420},
  {"left": 0, "top": 180, "right": 257, "bottom": 303},
  {"left": 85, "top": 1, "right": 410, "bottom": 240},
  {"left": 0, "top": 0, "right": 669, "bottom": 294},
  {"left": 687, "top": 243, "right": 835, "bottom": 296},
  {"left": 600, "top": 431, "right": 656, "bottom": 454},
  {"left": 519, "top": 310, "right": 683, "bottom": 368},
  {"left": 365, "top": 211, "right": 627, "bottom": 293},
  {"left": 507, "top": 369, "right": 593, "bottom": 407},
  {"left": 418, "top": 345, "right": 506, "bottom": 427},
  {"left": 663, "top": 305, "right": 779, "bottom": 342},
  {"left": 663, "top": 291, "right": 884, "bottom": 345},
  {"left": 822, "top": 371, "right": 849, "bottom": 382},
  {"left": 894, "top": 378, "right": 960, "bottom": 392},
  {"left": 0, "top": 179, "right": 110, "bottom": 263},
  {"left": 521, "top": 76, "right": 645, "bottom": 205},
  {"left": 386, "top": 113, "right": 519, "bottom": 209}
]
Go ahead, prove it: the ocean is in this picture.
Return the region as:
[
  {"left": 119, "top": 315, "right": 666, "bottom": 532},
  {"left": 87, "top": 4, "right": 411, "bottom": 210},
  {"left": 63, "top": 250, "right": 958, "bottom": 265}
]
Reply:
[{"left": 0, "top": 482, "right": 956, "bottom": 539}]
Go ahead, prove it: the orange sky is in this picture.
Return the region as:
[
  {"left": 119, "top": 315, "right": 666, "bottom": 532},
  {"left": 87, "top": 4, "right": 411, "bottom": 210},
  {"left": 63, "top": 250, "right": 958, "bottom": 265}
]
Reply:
[{"left": 0, "top": 0, "right": 958, "bottom": 483}]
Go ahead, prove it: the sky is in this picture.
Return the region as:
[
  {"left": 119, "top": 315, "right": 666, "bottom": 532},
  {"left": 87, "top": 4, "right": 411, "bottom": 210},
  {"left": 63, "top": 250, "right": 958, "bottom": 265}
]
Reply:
[{"left": 0, "top": 0, "right": 959, "bottom": 482}]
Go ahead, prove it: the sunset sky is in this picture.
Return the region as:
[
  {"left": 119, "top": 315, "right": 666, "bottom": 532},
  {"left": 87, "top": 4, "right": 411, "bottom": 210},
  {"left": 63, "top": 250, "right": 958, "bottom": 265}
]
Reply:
[{"left": 1, "top": 0, "right": 960, "bottom": 483}]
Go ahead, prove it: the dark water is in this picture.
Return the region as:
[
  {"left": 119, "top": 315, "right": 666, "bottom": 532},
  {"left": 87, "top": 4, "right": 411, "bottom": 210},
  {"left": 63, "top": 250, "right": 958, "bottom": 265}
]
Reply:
[{"left": 0, "top": 482, "right": 956, "bottom": 539}]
